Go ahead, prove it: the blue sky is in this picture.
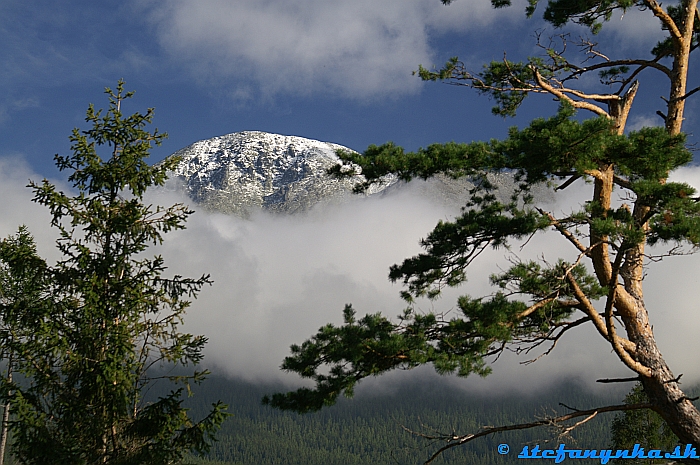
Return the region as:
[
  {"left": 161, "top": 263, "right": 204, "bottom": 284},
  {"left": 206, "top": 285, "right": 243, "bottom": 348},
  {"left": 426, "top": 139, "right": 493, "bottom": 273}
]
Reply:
[
  {"left": 3, "top": 0, "right": 700, "bottom": 391},
  {"left": 2, "top": 0, "right": 694, "bottom": 178}
]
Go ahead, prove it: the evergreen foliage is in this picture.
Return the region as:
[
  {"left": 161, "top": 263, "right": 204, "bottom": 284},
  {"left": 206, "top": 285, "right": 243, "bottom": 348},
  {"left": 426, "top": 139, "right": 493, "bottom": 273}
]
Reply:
[
  {"left": 0, "top": 81, "right": 227, "bottom": 465},
  {"left": 269, "top": 0, "right": 700, "bottom": 460},
  {"left": 610, "top": 383, "right": 679, "bottom": 464},
  {"left": 266, "top": 105, "right": 696, "bottom": 413}
]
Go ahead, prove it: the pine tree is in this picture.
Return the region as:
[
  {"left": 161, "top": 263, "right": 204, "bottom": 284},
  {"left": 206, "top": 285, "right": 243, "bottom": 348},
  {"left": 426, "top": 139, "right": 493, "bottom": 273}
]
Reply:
[
  {"left": 610, "top": 384, "right": 678, "bottom": 464},
  {"left": 0, "top": 81, "right": 227, "bottom": 465},
  {"left": 266, "top": 0, "right": 700, "bottom": 461}
]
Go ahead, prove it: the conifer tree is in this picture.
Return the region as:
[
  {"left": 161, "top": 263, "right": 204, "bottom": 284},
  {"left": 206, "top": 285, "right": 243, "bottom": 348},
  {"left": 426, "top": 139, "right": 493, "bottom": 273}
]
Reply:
[
  {"left": 0, "top": 81, "right": 227, "bottom": 465},
  {"left": 610, "top": 383, "right": 678, "bottom": 464},
  {"left": 0, "top": 226, "right": 48, "bottom": 465},
  {"left": 266, "top": 0, "right": 700, "bottom": 461}
]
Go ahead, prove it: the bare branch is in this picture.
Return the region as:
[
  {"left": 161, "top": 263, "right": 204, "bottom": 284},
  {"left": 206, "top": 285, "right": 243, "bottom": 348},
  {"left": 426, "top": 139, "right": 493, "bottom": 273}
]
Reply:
[
  {"left": 567, "top": 59, "right": 672, "bottom": 81},
  {"left": 559, "top": 411, "right": 598, "bottom": 438},
  {"left": 520, "top": 316, "right": 591, "bottom": 364},
  {"left": 576, "top": 37, "right": 611, "bottom": 62},
  {"left": 531, "top": 67, "right": 614, "bottom": 117},
  {"left": 677, "top": 85, "right": 700, "bottom": 103},
  {"left": 537, "top": 208, "right": 589, "bottom": 255},
  {"left": 408, "top": 402, "right": 654, "bottom": 464},
  {"left": 644, "top": 0, "right": 683, "bottom": 41},
  {"left": 597, "top": 376, "right": 642, "bottom": 384},
  {"left": 613, "top": 175, "right": 632, "bottom": 190},
  {"left": 555, "top": 174, "right": 582, "bottom": 191}
]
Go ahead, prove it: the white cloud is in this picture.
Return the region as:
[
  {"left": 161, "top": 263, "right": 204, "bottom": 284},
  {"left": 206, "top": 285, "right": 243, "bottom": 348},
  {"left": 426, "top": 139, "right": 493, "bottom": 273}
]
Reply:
[
  {"left": 143, "top": 174, "right": 700, "bottom": 396},
  {"left": 0, "top": 156, "right": 63, "bottom": 263},
  {"left": 4, "top": 156, "right": 700, "bottom": 396},
  {"left": 148, "top": 182, "right": 466, "bottom": 383},
  {"left": 142, "top": 0, "right": 515, "bottom": 100},
  {"left": 626, "top": 114, "right": 663, "bottom": 132},
  {"left": 140, "top": 0, "right": 671, "bottom": 101}
]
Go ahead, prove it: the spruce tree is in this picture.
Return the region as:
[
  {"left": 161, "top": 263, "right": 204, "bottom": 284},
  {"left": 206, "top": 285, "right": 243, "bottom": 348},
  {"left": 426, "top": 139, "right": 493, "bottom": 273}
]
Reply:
[
  {"left": 0, "top": 81, "right": 227, "bottom": 465},
  {"left": 0, "top": 226, "right": 49, "bottom": 465},
  {"left": 266, "top": 0, "right": 700, "bottom": 461}
]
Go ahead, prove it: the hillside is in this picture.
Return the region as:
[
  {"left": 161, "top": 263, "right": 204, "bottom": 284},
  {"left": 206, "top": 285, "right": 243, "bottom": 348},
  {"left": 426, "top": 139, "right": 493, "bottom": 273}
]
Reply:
[{"left": 179, "top": 375, "right": 634, "bottom": 465}]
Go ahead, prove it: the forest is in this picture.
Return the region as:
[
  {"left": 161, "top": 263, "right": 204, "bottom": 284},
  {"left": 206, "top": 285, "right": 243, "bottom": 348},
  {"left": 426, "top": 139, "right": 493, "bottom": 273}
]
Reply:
[
  {"left": 3, "top": 0, "right": 700, "bottom": 462},
  {"left": 178, "top": 375, "right": 663, "bottom": 465}
]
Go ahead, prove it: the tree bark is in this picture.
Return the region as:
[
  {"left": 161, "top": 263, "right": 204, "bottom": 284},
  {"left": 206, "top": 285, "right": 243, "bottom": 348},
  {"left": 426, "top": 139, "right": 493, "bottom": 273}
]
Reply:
[{"left": 0, "top": 354, "right": 13, "bottom": 465}]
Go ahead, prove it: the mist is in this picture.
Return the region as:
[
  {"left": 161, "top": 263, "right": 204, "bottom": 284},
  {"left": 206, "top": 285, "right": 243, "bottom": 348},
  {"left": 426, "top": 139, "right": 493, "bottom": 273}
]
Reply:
[{"left": 2, "top": 156, "right": 700, "bottom": 398}]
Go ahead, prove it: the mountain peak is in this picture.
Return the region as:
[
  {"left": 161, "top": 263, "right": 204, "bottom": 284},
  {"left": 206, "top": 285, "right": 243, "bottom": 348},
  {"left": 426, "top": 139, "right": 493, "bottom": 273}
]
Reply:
[{"left": 168, "top": 131, "right": 395, "bottom": 216}]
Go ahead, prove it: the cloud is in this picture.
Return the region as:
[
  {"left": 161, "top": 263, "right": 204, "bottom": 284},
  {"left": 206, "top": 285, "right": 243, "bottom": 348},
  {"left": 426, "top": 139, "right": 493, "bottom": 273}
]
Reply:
[
  {"left": 142, "top": 0, "right": 516, "bottom": 100},
  {"left": 4, "top": 156, "right": 700, "bottom": 397},
  {"left": 0, "top": 156, "right": 64, "bottom": 263},
  {"left": 140, "top": 0, "right": 671, "bottom": 101},
  {"left": 151, "top": 170, "right": 700, "bottom": 394},
  {"left": 626, "top": 114, "right": 663, "bottom": 132},
  {"left": 597, "top": 6, "right": 667, "bottom": 55},
  {"left": 148, "top": 182, "right": 466, "bottom": 383},
  {"left": 145, "top": 178, "right": 700, "bottom": 400}
]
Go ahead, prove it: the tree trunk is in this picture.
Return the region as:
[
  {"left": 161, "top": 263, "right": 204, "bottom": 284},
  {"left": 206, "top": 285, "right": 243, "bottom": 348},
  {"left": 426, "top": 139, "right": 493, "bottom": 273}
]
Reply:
[{"left": 0, "top": 355, "right": 13, "bottom": 465}]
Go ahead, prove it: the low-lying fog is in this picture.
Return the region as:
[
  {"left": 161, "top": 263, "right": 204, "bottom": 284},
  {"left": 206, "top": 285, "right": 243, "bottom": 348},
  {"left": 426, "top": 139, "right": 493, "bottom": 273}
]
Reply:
[{"left": 2, "top": 156, "right": 699, "bottom": 397}]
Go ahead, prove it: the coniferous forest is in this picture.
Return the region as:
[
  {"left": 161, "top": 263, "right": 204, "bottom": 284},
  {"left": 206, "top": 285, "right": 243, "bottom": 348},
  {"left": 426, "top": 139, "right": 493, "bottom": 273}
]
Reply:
[
  {"left": 177, "top": 375, "right": 649, "bottom": 465},
  {"left": 4, "top": 0, "right": 700, "bottom": 460}
]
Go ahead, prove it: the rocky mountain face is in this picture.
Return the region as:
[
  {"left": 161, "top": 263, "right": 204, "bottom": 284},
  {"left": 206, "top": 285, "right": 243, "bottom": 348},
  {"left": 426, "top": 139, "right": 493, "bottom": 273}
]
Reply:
[
  {"left": 166, "top": 131, "right": 550, "bottom": 217},
  {"left": 167, "top": 131, "right": 396, "bottom": 216}
]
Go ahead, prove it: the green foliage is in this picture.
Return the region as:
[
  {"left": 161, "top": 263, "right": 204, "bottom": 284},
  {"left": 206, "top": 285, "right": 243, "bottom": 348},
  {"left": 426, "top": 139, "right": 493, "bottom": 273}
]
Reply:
[
  {"left": 443, "top": 0, "right": 641, "bottom": 32},
  {"left": 336, "top": 105, "right": 690, "bottom": 189},
  {"left": 599, "top": 66, "right": 630, "bottom": 85},
  {"left": 416, "top": 57, "right": 550, "bottom": 117},
  {"left": 282, "top": 101, "right": 699, "bottom": 415},
  {"left": 264, "top": 255, "right": 608, "bottom": 415},
  {"left": 389, "top": 202, "right": 551, "bottom": 300},
  {"left": 0, "top": 81, "right": 227, "bottom": 465},
  {"left": 280, "top": 0, "right": 700, "bottom": 458},
  {"left": 0, "top": 226, "right": 49, "bottom": 341},
  {"left": 610, "top": 384, "right": 678, "bottom": 464},
  {"left": 540, "top": 0, "right": 638, "bottom": 32}
]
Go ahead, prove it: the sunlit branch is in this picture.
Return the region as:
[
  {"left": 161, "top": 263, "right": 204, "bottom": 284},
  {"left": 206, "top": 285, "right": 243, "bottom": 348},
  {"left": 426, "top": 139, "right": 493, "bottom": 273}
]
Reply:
[
  {"left": 531, "top": 67, "right": 610, "bottom": 117},
  {"left": 515, "top": 296, "right": 558, "bottom": 320},
  {"left": 645, "top": 0, "right": 683, "bottom": 41},
  {"left": 565, "top": 273, "right": 635, "bottom": 354},
  {"left": 605, "top": 248, "right": 652, "bottom": 377}
]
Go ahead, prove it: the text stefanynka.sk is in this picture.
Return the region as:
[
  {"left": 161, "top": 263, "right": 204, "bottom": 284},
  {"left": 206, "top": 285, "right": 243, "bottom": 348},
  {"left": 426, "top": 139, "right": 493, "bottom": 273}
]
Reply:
[{"left": 495, "top": 443, "right": 699, "bottom": 464}]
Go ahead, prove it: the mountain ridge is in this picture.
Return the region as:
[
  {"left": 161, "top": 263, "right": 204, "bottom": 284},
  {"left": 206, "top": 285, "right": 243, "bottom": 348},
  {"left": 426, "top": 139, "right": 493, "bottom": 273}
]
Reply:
[
  {"left": 165, "top": 131, "right": 552, "bottom": 217},
  {"left": 167, "top": 131, "right": 396, "bottom": 216}
]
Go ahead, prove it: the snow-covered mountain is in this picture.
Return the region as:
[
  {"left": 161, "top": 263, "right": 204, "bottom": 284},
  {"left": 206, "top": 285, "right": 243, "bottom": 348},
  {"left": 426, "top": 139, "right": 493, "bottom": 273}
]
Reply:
[
  {"left": 167, "top": 131, "right": 396, "bottom": 216},
  {"left": 166, "top": 131, "right": 551, "bottom": 217}
]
